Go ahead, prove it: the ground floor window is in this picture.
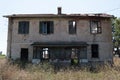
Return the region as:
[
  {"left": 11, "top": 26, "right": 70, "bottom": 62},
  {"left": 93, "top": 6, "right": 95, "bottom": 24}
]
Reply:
[
  {"left": 50, "top": 48, "right": 71, "bottom": 60},
  {"left": 42, "top": 48, "right": 49, "bottom": 59},
  {"left": 91, "top": 44, "right": 99, "bottom": 58},
  {"left": 71, "top": 48, "right": 78, "bottom": 59},
  {"left": 33, "top": 47, "right": 87, "bottom": 61},
  {"left": 33, "top": 47, "right": 50, "bottom": 60},
  {"left": 79, "top": 47, "right": 87, "bottom": 59},
  {"left": 33, "top": 47, "right": 41, "bottom": 59}
]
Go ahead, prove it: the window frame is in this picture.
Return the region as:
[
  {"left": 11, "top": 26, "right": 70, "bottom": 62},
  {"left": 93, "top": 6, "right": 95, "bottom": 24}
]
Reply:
[
  {"left": 39, "top": 21, "right": 54, "bottom": 35},
  {"left": 90, "top": 20, "right": 101, "bottom": 34},
  {"left": 18, "top": 21, "right": 29, "bottom": 34},
  {"left": 68, "top": 20, "right": 77, "bottom": 34}
]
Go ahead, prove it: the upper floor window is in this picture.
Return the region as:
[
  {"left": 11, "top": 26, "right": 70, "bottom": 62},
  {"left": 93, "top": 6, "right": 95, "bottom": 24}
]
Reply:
[
  {"left": 90, "top": 20, "right": 101, "bottom": 34},
  {"left": 39, "top": 21, "right": 54, "bottom": 34},
  {"left": 18, "top": 21, "right": 29, "bottom": 34},
  {"left": 69, "top": 20, "right": 76, "bottom": 34}
]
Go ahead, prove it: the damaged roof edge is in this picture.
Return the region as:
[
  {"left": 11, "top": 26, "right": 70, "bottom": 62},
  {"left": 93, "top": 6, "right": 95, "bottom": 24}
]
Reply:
[{"left": 3, "top": 13, "right": 114, "bottom": 18}]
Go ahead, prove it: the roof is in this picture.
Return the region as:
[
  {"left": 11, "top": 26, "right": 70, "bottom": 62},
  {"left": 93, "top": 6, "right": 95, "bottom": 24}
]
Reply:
[
  {"left": 3, "top": 13, "right": 113, "bottom": 18},
  {"left": 31, "top": 41, "right": 88, "bottom": 47}
]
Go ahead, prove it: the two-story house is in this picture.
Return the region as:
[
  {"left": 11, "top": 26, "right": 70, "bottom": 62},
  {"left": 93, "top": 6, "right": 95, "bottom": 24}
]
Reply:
[{"left": 4, "top": 7, "right": 113, "bottom": 64}]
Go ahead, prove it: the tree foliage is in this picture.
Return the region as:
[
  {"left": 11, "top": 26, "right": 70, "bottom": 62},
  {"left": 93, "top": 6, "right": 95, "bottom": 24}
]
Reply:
[
  {"left": 113, "top": 18, "right": 120, "bottom": 47},
  {"left": 113, "top": 18, "right": 120, "bottom": 56}
]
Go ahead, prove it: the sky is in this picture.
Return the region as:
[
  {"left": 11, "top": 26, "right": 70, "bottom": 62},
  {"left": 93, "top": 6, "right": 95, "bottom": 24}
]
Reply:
[{"left": 0, "top": 0, "right": 120, "bottom": 55}]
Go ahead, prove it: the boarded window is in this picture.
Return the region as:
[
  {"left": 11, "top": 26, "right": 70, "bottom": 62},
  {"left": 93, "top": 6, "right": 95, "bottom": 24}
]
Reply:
[
  {"left": 91, "top": 44, "right": 99, "bottom": 58},
  {"left": 39, "top": 21, "right": 54, "bottom": 34},
  {"left": 90, "top": 20, "right": 101, "bottom": 34},
  {"left": 69, "top": 20, "right": 76, "bottom": 34},
  {"left": 18, "top": 21, "right": 29, "bottom": 34}
]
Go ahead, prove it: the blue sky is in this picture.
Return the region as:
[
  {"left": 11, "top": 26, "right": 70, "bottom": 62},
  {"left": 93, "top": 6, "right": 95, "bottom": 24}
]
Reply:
[{"left": 0, "top": 0, "right": 120, "bottom": 54}]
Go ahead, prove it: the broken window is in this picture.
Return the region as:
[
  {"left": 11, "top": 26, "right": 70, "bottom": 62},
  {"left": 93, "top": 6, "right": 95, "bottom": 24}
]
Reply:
[
  {"left": 18, "top": 21, "right": 29, "bottom": 34},
  {"left": 71, "top": 48, "right": 78, "bottom": 59},
  {"left": 39, "top": 21, "right": 54, "bottom": 34},
  {"left": 33, "top": 47, "right": 50, "bottom": 60},
  {"left": 91, "top": 44, "right": 99, "bottom": 58},
  {"left": 90, "top": 20, "right": 101, "bottom": 34},
  {"left": 71, "top": 48, "right": 79, "bottom": 65},
  {"left": 69, "top": 20, "right": 76, "bottom": 34},
  {"left": 42, "top": 48, "right": 49, "bottom": 59}
]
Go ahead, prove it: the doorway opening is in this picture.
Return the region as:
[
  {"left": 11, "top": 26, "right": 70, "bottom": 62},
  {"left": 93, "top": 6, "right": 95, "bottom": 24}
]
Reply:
[{"left": 20, "top": 48, "right": 28, "bottom": 62}]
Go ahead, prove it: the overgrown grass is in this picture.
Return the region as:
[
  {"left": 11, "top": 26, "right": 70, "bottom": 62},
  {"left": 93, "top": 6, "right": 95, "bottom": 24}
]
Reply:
[
  {"left": 0, "top": 57, "right": 120, "bottom": 80},
  {"left": 0, "top": 55, "right": 5, "bottom": 59}
]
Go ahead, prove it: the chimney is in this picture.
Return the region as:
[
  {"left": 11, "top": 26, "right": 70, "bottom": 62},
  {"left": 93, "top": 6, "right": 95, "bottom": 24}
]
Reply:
[{"left": 58, "top": 7, "right": 62, "bottom": 15}]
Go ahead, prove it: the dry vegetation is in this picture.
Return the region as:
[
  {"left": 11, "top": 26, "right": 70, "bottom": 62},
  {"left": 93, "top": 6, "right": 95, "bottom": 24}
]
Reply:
[{"left": 0, "top": 57, "right": 120, "bottom": 80}]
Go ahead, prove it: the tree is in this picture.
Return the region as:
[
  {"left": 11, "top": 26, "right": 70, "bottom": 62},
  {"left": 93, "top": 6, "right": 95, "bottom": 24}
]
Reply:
[{"left": 113, "top": 18, "right": 120, "bottom": 56}]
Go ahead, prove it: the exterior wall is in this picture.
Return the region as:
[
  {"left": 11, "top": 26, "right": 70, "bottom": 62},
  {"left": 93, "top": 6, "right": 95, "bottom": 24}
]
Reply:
[
  {"left": 7, "top": 18, "right": 13, "bottom": 58},
  {"left": 7, "top": 17, "right": 113, "bottom": 62}
]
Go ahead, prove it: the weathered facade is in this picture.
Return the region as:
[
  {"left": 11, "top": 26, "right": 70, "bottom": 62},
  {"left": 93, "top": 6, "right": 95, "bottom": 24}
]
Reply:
[{"left": 4, "top": 8, "right": 113, "bottom": 64}]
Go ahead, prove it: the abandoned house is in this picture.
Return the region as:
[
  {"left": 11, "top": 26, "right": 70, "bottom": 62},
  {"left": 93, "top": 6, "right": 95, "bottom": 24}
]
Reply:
[{"left": 4, "top": 7, "right": 113, "bottom": 64}]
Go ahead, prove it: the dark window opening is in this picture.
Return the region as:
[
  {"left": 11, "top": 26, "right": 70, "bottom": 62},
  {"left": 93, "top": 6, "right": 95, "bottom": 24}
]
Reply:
[
  {"left": 18, "top": 21, "right": 29, "bottom": 34},
  {"left": 39, "top": 21, "right": 54, "bottom": 34},
  {"left": 91, "top": 44, "right": 99, "bottom": 58},
  {"left": 79, "top": 47, "right": 87, "bottom": 59},
  {"left": 69, "top": 20, "right": 76, "bottom": 34},
  {"left": 90, "top": 20, "right": 101, "bottom": 34},
  {"left": 50, "top": 48, "right": 71, "bottom": 60},
  {"left": 33, "top": 47, "right": 41, "bottom": 59},
  {"left": 20, "top": 48, "right": 28, "bottom": 62}
]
